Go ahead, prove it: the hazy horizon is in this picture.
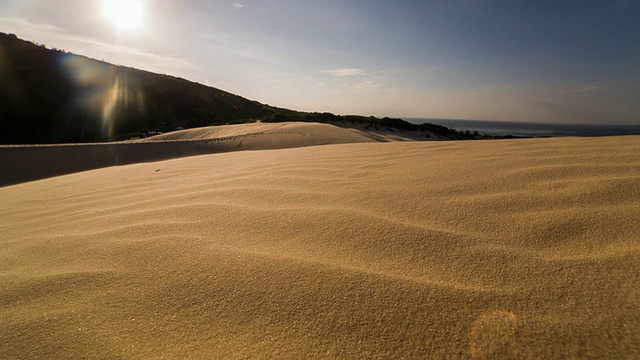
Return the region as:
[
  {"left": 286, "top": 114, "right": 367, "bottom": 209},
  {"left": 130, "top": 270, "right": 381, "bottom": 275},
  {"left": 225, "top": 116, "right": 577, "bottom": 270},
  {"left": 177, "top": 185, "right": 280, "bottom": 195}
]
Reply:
[
  {"left": 406, "top": 117, "right": 640, "bottom": 126},
  {"left": 1, "top": 1, "right": 639, "bottom": 125}
]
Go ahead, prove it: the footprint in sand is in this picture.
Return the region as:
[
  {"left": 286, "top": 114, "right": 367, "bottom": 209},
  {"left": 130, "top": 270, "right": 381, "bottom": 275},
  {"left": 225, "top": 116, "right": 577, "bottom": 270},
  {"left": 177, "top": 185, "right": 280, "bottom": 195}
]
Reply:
[{"left": 469, "top": 310, "right": 518, "bottom": 359}]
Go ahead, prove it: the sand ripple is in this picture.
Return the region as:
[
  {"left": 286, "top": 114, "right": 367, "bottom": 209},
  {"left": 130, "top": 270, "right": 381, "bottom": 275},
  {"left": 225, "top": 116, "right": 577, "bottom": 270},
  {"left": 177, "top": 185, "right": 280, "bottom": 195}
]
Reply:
[{"left": 1, "top": 135, "right": 639, "bottom": 358}]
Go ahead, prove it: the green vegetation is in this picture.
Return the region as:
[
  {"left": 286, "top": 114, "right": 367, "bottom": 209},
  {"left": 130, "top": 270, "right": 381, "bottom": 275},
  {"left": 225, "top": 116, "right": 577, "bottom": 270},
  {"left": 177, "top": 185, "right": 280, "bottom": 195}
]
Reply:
[
  {"left": 0, "top": 32, "right": 496, "bottom": 144},
  {"left": 263, "top": 112, "right": 513, "bottom": 139}
]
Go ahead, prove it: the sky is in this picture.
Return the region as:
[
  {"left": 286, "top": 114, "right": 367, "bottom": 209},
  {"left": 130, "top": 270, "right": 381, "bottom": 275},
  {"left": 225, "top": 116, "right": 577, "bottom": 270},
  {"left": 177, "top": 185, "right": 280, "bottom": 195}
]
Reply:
[{"left": 1, "top": 0, "right": 639, "bottom": 124}]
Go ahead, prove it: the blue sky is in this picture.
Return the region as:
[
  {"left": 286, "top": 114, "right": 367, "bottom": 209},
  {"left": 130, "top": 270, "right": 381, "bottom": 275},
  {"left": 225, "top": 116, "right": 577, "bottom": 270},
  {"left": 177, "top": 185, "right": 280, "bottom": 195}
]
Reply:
[{"left": 1, "top": 0, "right": 639, "bottom": 123}]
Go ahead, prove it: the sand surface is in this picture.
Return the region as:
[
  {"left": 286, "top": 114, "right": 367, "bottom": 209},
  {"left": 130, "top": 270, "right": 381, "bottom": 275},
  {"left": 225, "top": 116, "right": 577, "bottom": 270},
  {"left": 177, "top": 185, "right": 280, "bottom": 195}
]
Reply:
[
  {"left": 0, "top": 122, "right": 427, "bottom": 186},
  {"left": 140, "top": 121, "right": 428, "bottom": 143},
  {"left": 1, "top": 129, "right": 639, "bottom": 358}
]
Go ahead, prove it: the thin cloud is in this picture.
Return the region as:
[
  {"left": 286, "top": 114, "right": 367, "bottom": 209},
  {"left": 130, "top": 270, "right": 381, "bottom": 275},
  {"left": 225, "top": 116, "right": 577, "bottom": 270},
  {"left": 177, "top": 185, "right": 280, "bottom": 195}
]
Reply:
[
  {"left": 232, "top": 2, "right": 245, "bottom": 10},
  {"left": 58, "top": 35, "right": 194, "bottom": 72},
  {"left": 352, "top": 80, "right": 384, "bottom": 91},
  {"left": 0, "top": 16, "right": 61, "bottom": 35},
  {"left": 322, "top": 68, "right": 366, "bottom": 77},
  {"left": 565, "top": 84, "right": 606, "bottom": 93},
  {"left": 0, "top": 17, "right": 193, "bottom": 74}
]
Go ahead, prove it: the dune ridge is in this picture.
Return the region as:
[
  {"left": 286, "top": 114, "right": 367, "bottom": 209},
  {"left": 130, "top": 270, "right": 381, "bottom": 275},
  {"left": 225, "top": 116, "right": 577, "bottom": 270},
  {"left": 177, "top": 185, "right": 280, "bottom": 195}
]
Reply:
[
  {"left": 140, "top": 121, "right": 426, "bottom": 142},
  {"left": 1, "top": 134, "right": 639, "bottom": 358},
  {"left": 0, "top": 122, "right": 431, "bottom": 186}
]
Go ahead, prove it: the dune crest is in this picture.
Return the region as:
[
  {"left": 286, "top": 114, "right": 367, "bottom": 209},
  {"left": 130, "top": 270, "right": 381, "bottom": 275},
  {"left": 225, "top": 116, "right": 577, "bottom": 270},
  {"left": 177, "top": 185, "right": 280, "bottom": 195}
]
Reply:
[
  {"left": 1, "top": 136, "right": 639, "bottom": 358},
  {"left": 141, "top": 121, "right": 427, "bottom": 143},
  {"left": 0, "top": 122, "right": 432, "bottom": 186}
]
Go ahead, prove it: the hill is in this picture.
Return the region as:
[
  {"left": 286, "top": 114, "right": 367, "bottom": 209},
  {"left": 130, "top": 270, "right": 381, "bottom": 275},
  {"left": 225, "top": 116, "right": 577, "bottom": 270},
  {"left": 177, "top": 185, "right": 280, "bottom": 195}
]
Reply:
[
  {"left": 0, "top": 32, "right": 477, "bottom": 144},
  {"left": 0, "top": 33, "right": 291, "bottom": 144}
]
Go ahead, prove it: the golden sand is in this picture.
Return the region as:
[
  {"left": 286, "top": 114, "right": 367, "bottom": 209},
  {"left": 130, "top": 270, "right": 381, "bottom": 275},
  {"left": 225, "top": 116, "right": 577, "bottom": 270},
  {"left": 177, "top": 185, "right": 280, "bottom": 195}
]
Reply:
[
  {"left": 0, "top": 122, "right": 427, "bottom": 186},
  {"left": 1, "top": 124, "right": 639, "bottom": 358}
]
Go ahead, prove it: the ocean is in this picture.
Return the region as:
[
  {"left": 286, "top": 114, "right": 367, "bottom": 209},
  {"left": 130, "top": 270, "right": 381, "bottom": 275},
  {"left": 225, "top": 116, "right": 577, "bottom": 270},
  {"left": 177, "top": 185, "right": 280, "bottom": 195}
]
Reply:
[{"left": 405, "top": 118, "right": 640, "bottom": 137}]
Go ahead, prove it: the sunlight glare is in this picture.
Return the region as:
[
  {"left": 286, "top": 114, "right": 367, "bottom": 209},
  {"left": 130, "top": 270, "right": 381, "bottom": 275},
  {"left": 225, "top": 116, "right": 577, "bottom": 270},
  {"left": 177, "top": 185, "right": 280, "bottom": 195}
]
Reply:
[{"left": 102, "top": 0, "right": 145, "bottom": 32}]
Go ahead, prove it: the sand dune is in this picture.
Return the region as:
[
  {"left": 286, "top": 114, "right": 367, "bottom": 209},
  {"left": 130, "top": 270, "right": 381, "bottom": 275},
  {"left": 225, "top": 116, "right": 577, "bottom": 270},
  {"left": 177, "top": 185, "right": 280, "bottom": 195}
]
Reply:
[
  {"left": 0, "top": 122, "right": 429, "bottom": 186},
  {"left": 140, "top": 121, "right": 427, "bottom": 143},
  {"left": 1, "top": 134, "right": 639, "bottom": 358}
]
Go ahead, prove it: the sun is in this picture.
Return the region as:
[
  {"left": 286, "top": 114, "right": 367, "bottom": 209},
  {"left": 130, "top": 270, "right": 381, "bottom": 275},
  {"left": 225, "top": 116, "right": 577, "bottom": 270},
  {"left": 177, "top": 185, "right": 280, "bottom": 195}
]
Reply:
[{"left": 102, "top": 0, "right": 145, "bottom": 32}]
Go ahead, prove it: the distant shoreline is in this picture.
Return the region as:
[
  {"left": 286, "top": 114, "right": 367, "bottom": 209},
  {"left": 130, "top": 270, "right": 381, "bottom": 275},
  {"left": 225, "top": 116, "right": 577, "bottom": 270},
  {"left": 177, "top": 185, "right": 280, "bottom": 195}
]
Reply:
[{"left": 406, "top": 118, "right": 640, "bottom": 137}]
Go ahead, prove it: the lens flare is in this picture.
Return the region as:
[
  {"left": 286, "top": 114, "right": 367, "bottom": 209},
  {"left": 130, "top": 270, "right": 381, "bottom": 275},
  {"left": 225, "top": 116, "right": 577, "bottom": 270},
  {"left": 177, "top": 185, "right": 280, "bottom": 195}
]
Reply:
[
  {"left": 60, "top": 54, "right": 146, "bottom": 140},
  {"left": 102, "top": 79, "right": 119, "bottom": 139}
]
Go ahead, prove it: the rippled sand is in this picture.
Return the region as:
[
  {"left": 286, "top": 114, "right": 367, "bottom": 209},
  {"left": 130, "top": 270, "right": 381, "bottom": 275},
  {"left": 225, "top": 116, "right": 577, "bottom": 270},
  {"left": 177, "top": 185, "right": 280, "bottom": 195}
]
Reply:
[{"left": 1, "top": 131, "right": 639, "bottom": 358}]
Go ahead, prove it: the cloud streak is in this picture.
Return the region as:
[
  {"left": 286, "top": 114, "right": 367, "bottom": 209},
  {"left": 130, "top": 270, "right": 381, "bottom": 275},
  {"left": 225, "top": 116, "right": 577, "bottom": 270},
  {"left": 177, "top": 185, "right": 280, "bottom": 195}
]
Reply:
[
  {"left": 565, "top": 83, "right": 606, "bottom": 93},
  {"left": 232, "top": 3, "right": 245, "bottom": 10},
  {"left": 352, "top": 80, "right": 384, "bottom": 92},
  {"left": 0, "top": 17, "right": 193, "bottom": 75},
  {"left": 322, "top": 67, "right": 366, "bottom": 77}
]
